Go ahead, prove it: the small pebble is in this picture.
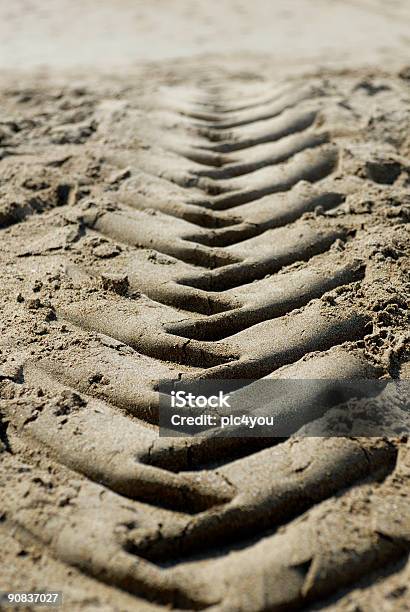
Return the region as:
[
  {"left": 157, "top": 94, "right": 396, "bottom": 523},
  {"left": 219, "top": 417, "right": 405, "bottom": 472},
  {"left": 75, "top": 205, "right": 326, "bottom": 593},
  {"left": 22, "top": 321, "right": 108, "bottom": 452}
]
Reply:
[{"left": 94, "top": 243, "right": 121, "bottom": 258}]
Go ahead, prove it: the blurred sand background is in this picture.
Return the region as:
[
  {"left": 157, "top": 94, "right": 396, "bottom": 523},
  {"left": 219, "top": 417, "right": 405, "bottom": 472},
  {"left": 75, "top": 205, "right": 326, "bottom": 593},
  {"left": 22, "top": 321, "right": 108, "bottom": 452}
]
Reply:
[{"left": 0, "top": 0, "right": 409, "bottom": 74}]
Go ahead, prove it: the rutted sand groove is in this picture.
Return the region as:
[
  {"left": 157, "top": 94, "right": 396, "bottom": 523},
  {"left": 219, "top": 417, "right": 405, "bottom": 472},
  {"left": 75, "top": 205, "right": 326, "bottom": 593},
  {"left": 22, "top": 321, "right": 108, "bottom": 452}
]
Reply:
[{"left": 1, "top": 69, "right": 409, "bottom": 611}]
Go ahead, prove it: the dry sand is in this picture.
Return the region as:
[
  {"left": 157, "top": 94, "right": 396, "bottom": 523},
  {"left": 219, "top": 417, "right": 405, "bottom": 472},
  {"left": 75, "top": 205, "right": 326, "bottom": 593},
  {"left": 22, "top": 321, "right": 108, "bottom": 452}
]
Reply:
[
  {"left": 0, "top": 0, "right": 409, "bottom": 73},
  {"left": 0, "top": 2, "right": 409, "bottom": 611}
]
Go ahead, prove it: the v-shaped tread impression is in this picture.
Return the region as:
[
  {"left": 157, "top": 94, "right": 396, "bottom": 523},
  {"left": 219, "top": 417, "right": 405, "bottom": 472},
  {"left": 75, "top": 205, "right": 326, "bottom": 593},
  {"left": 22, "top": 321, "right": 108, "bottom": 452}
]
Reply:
[{"left": 1, "top": 72, "right": 409, "bottom": 612}]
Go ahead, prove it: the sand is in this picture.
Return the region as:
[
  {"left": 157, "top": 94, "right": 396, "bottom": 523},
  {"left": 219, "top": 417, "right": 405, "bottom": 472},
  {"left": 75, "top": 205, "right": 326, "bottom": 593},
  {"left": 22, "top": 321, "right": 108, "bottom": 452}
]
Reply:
[{"left": 0, "top": 2, "right": 409, "bottom": 611}]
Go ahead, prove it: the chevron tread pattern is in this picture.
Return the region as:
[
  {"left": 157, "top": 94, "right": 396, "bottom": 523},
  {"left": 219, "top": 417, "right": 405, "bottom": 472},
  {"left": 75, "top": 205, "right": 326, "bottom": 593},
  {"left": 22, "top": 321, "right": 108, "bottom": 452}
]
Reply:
[{"left": 1, "top": 72, "right": 409, "bottom": 611}]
